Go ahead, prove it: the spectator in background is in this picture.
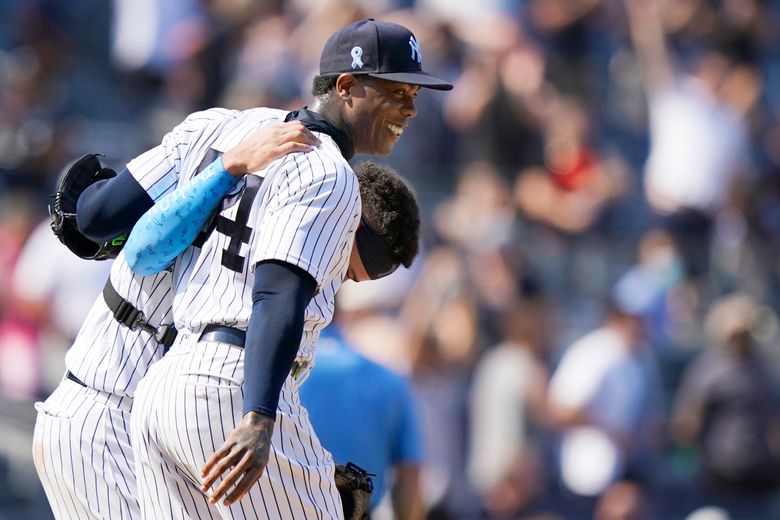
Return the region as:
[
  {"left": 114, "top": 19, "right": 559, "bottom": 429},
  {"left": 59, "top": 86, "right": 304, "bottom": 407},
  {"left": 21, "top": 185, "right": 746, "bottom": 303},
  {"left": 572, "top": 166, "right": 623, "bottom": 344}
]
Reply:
[
  {"left": 626, "top": 0, "right": 760, "bottom": 279},
  {"left": 443, "top": 31, "right": 546, "bottom": 182},
  {"left": 467, "top": 299, "right": 550, "bottom": 518},
  {"left": 513, "top": 94, "right": 629, "bottom": 235},
  {"left": 110, "top": 0, "right": 204, "bottom": 75},
  {"left": 547, "top": 295, "right": 662, "bottom": 517},
  {"left": 0, "top": 192, "right": 41, "bottom": 400},
  {"left": 672, "top": 293, "right": 780, "bottom": 519},
  {"left": 219, "top": 1, "right": 304, "bottom": 110},
  {"left": 593, "top": 479, "right": 649, "bottom": 520},
  {"left": 11, "top": 219, "right": 111, "bottom": 342},
  {"left": 433, "top": 162, "right": 534, "bottom": 343},
  {"left": 523, "top": 0, "right": 608, "bottom": 101},
  {"left": 300, "top": 315, "right": 425, "bottom": 520},
  {"left": 400, "top": 247, "right": 483, "bottom": 517},
  {"left": 444, "top": 16, "right": 630, "bottom": 238},
  {"left": 434, "top": 161, "right": 516, "bottom": 253},
  {"left": 4, "top": 218, "right": 111, "bottom": 398},
  {"left": 611, "top": 228, "right": 689, "bottom": 351},
  {"left": 0, "top": 191, "right": 38, "bottom": 307}
]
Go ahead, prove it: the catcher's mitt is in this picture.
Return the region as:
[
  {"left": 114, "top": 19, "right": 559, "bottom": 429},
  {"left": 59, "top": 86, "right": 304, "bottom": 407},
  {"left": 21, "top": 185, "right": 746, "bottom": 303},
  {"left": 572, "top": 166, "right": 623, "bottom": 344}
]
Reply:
[
  {"left": 49, "top": 154, "right": 125, "bottom": 260},
  {"left": 335, "top": 462, "right": 374, "bottom": 520}
]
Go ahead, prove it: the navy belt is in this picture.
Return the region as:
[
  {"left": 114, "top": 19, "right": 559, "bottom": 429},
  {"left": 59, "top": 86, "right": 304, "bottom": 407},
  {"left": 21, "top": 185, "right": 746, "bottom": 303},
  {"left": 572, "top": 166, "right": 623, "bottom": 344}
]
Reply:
[
  {"left": 198, "top": 325, "right": 309, "bottom": 379},
  {"left": 199, "top": 325, "right": 246, "bottom": 348},
  {"left": 66, "top": 371, "right": 87, "bottom": 387}
]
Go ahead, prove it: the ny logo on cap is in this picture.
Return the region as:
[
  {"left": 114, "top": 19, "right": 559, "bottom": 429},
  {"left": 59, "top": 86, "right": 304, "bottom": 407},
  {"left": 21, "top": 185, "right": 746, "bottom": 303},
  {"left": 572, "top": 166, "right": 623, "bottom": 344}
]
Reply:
[
  {"left": 351, "top": 46, "right": 364, "bottom": 69},
  {"left": 409, "top": 36, "right": 422, "bottom": 64}
]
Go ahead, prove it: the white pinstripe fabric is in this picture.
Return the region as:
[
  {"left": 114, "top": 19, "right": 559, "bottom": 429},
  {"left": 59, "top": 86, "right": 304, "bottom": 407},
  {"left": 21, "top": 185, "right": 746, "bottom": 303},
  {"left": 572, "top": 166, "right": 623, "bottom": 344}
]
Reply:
[
  {"left": 132, "top": 338, "right": 343, "bottom": 519},
  {"left": 33, "top": 247, "right": 174, "bottom": 519},
  {"left": 33, "top": 378, "right": 138, "bottom": 519},
  {"left": 64, "top": 253, "right": 173, "bottom": 398}
]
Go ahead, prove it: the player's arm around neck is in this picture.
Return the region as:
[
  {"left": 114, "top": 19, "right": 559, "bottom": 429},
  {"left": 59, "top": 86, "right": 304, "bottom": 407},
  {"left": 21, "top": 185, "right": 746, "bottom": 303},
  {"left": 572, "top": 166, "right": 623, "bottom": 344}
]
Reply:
[
  {"left": 221, "top": 121, "right": 319, "bottom": 176},
  {"left": 123, "top": 122, "right": 319, "bottom": 275},
  {"left": 124, "top": 156, "right": 238, "bottom": 274}
]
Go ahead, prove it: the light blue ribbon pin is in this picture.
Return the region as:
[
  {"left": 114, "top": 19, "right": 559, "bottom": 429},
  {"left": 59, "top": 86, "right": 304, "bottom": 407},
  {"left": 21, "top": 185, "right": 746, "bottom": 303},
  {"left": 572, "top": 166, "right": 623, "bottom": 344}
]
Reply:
[{"left": 351, "top": 46, "right": 363, "bottom": 69}]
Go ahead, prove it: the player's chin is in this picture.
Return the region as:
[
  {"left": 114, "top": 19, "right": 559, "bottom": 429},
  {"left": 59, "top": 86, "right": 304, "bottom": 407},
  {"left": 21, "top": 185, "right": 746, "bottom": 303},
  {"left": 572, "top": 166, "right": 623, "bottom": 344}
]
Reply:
[{"left": 375, "top": 139, "right": 398, "bottom": 156}]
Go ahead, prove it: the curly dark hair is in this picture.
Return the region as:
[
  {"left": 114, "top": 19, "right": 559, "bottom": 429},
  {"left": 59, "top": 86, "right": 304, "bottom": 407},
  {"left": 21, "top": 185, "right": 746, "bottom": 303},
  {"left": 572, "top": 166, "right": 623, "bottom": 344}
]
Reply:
[
  {"left": 353, "top": 161, "right": 420, "bottom": 268},
  {"left": 311, "top": 74, "right": 339, "bottom": 97}
]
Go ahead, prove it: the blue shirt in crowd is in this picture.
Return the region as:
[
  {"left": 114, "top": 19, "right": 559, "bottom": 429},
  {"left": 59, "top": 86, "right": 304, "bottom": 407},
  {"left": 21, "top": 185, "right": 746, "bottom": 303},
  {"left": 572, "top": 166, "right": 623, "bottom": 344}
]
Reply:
[{"left": 300, "top": 326, "right": 423, "bottom": 508}]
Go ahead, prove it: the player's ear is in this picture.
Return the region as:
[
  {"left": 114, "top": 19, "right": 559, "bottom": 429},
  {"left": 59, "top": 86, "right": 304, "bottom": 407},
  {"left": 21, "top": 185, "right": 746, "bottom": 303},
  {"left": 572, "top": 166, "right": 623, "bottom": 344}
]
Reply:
[{"left": 335, "top": 74, "right": 359, "bottom": 101}]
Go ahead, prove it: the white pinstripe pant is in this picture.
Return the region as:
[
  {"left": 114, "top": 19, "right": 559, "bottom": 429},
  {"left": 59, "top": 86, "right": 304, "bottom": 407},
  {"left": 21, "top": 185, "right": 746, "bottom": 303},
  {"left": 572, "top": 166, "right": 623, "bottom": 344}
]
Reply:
[
  {"left": 131, "top": 336, "right": 343, "bottom": 519},
  {"left": 32, "top": 377, "right": 140, "bottom": 519}
]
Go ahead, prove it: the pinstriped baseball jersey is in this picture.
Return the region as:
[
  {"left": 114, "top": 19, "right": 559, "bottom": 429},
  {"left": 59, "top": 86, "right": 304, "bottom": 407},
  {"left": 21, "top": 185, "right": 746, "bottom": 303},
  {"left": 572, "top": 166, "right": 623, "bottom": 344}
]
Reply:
[
  {"left": 33, "top": 378, "right": 138, "bottom": 519},
  {"left": 61, "top": 106, "right": 289, "bottom": 396},
  {"left": 149, "top": 107, "right": 362, "bottom": 364},
  {"left": 62, "top": 253, "right": 172, "bottom": 398},
  {"left": 126, "top": 107, "right": 283, "bottom": 202},
  {"left": 61, "top": 107, "right": 256, "bottom": 397}
]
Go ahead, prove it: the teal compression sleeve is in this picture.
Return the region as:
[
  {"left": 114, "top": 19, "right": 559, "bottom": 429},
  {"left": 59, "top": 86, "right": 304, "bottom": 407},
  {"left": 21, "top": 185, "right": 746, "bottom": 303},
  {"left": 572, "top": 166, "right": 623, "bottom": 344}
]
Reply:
[{"left": 124, "top": 157, "right": 239, "bottom": 275}]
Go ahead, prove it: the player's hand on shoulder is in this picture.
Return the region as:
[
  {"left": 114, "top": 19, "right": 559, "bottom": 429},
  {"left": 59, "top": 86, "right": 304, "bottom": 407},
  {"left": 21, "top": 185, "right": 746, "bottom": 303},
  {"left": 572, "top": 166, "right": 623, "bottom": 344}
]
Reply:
[
  {"left": 200, "top": 411, "right": 275, "bottom": 506},
  {"left": 222, "top": 121, "right": 320, "bottom": 178}
]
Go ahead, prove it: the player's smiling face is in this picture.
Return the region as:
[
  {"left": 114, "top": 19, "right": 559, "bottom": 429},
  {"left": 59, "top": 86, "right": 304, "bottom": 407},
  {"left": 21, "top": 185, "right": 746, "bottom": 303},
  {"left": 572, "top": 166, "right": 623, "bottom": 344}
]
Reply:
[{"left": 348, "top": 76, "right": 419, "bottom": 156}]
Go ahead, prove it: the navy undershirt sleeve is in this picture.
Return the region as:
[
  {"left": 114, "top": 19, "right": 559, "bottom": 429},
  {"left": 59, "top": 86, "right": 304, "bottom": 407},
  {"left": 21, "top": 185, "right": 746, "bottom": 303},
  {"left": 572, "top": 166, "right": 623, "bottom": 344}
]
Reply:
[
  {"left": 243, "top": 260, "right": 317, "bottom": 418},
  {"left": 76, "top": 167, "right": 155, "bottom": 242}
]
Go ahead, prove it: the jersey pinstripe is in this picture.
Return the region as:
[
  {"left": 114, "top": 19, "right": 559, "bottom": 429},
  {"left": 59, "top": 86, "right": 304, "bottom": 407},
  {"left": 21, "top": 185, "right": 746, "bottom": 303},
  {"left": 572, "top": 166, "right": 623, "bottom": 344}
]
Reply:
[{"left": 33, "top": 378, "right": 138, "bottom": 519}]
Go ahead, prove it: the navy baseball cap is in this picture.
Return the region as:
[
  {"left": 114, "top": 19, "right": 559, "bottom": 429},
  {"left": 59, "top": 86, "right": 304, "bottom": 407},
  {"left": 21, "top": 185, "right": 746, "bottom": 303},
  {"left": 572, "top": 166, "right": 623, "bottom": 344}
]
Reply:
[{"left": 319, "top": 19, "right": 453, "bottom": 91}]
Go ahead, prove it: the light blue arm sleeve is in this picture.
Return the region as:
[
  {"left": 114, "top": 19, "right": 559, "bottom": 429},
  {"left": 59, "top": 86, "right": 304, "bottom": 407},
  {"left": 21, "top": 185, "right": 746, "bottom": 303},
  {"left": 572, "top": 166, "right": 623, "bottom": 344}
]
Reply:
[{"left": 124, "top": 157, "right": 239, "bottom": 275}]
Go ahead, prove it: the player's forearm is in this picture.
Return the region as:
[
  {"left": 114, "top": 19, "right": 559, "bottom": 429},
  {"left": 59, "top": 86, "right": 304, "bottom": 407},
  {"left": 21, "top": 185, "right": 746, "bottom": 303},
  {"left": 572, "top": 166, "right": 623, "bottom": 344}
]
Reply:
[
  {"left": 546, "top": 400, "right": 590, "bottom": 429},
  {"left": 626, "top": 0, "right": 674, "bottom": 92},
  {"left": 243, "top": 260, "right": 317, "bottom": 418},
  {"left": 76, "top": 167, "right": 155, "bottom": 242},
  {"left": 393, "top": 464, "right": 425, "bottom": 520},
  {"left": 123, "top": 157, "right": 239, "bottom": 275}
]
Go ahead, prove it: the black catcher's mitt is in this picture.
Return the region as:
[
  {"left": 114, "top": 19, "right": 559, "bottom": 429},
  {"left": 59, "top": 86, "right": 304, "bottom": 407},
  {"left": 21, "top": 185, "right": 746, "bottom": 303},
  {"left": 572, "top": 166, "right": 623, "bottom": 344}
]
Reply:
[
  {"left": 49, "top": 154, "right": 124, "bottom": 260},
  {"left": 335, "top": 462, "right": 374, "bottom": 520}
]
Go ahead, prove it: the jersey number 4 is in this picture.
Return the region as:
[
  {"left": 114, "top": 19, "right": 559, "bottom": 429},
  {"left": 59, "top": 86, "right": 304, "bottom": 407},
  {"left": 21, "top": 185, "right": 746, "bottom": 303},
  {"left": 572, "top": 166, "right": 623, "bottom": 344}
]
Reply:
[{"left": 194, "top": 175, "right": 262, "bottom": 273}]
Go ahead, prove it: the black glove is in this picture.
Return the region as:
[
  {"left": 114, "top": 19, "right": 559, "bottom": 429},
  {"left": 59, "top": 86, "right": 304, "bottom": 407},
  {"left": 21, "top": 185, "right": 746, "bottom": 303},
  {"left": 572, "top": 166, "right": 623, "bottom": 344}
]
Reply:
[
  {"left": 49, "top": 154, "right": 126, "bottom": 260},
  {"left": 335, "top": 462, "right": 374, "bottom": 520}
]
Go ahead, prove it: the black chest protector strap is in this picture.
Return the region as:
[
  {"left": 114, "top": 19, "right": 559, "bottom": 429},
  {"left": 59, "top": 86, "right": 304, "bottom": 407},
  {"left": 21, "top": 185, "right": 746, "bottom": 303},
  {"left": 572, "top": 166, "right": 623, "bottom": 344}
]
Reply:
[{"left": 102, "top": 279, "right": 178, "bottom": 350}]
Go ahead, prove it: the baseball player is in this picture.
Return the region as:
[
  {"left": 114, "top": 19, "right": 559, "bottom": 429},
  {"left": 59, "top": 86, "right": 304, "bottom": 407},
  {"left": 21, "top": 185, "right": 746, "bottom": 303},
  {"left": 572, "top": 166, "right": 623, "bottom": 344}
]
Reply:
[
  {"left": 32, "top": 121, "right": 318, "bottom": 519},
  {"left": 114, "top": 19, "right": 451, "bottom": 519},
  {"left": 129, "top": 159, "right": 420, "bottom": 519}
]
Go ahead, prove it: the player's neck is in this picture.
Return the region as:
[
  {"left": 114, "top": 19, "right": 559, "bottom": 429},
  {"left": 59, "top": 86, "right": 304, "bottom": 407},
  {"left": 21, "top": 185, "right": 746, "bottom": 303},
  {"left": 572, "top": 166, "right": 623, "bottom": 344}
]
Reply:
[
  {"left": 308, "top": 101, "right": 355, "bottom": 156},
  {"left": 309, "top": 101, "right": 348, "bottom": 134}
]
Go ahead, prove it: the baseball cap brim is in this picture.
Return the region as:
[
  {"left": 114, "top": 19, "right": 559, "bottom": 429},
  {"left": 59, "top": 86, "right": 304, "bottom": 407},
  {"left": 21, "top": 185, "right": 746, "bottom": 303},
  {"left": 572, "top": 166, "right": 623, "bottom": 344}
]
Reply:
[{"left": 367, "top": 71, "right": 453, "bottom": 91}]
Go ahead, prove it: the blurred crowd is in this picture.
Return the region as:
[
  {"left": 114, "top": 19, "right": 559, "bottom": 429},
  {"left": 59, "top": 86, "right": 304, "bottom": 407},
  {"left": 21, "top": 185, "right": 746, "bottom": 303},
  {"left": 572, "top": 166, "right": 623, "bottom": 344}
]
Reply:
[{"left": 3, "top": 0, "right": 780, "bottom": 518}]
